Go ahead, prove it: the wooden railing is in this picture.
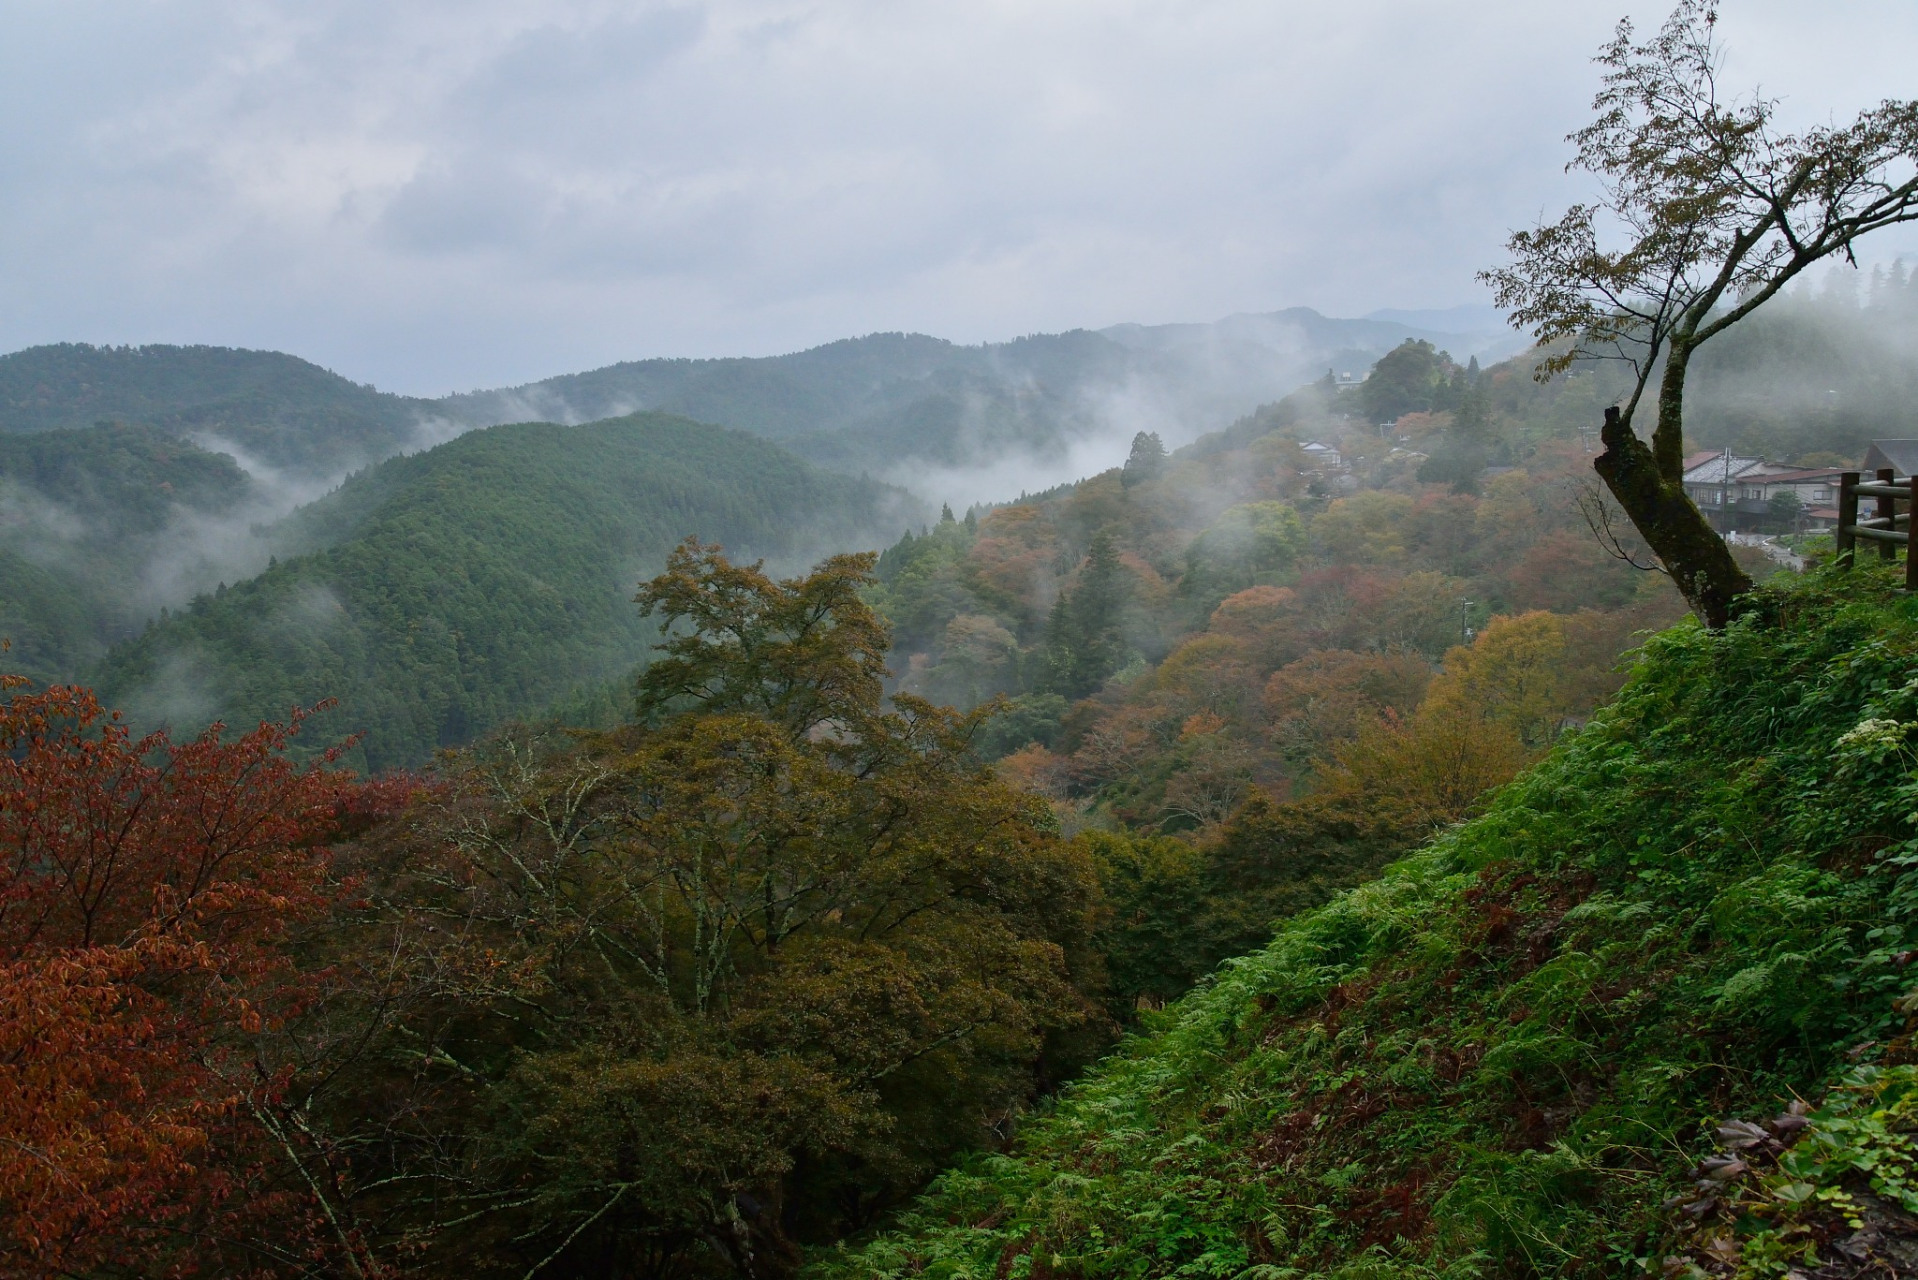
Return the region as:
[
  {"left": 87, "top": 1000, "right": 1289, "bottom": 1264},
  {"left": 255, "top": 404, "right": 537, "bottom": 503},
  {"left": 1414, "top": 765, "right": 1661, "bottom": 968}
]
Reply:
[{"left": 1837, "top": 468, "right": 1918, "bottom": 588}]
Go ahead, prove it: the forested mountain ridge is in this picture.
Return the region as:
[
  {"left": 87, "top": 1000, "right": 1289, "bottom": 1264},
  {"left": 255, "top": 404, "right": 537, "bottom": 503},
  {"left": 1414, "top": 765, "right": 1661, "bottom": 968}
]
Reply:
[
  {"left": 0, "top": 342, "right": 432, "bottom": 476},
  {"left": 0, "top": 423, "right": 260, "bottom": 681},
  {"left": 92, "top": 412, "right": 915, "bottom": 771},
  {"left": 434, "top": 309, "right": 1520, "bottom": 454},
  {"left": 7, "top": 271, "right": 1911, "bottom": 500},
  {"left": 0, "top": 311, "right": 1511, "bottom": 485},
  {"left": 430, "top": 321, "right": 1440, "bottom": 489}
]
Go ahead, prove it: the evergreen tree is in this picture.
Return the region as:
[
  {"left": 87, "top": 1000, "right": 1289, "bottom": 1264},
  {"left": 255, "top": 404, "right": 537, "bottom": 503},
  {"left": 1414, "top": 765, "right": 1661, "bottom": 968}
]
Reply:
[
  {"left": 1358, "top": 340, "right": 1444, "bottom": 423},
  {"left": 1044, "top": 530, "right": 1129, "bottom": 698},
  {"left": 1121, "top": 432, "right": 1167, "bottom": 490}
]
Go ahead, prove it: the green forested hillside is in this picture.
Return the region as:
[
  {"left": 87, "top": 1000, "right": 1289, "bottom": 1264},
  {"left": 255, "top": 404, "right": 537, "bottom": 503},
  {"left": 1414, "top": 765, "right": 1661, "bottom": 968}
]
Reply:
[
  {"left": 434, "top": 315, "right": 1509, "bottom": 471},
  {"left": 92, "top": 413, "right": 913, "bottom": 771},
  {"left": 821, "top": 565, "right": 1918, "bottom": 1280},
  {"left": 0, "top": 343, "right": 429, "bottom": 475},
  {"left": 0, "top": 423, "right": 259, "bottom": 680}
]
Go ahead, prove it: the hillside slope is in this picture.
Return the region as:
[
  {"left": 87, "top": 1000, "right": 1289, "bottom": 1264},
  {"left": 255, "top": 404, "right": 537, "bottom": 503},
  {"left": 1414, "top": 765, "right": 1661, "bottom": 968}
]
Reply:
[
  {"left": 0, "top": 343, "right": 429, "bottom": 475},
  {"left": 437, "top": 312, "right": 1514, "bottom": 470},
  {"left": 821, "top": 567, "right": 1918, "bottom": 1280},
  {"left": 93, "top": 412, "right": 913, "bottom": 771},
  {"left": 0, "top": 423, "right": 260, "bottom": 680}
]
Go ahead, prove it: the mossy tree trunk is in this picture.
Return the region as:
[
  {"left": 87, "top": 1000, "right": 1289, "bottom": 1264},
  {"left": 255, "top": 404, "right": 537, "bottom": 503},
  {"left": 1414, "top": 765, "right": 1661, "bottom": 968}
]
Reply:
[{"left": 1593, "top": 344, "right": 1752, "bottom": 630}]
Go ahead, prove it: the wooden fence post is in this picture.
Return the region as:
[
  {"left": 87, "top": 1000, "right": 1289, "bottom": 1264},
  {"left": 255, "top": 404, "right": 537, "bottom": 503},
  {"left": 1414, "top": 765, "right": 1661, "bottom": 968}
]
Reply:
[
  {"left": 1907, "top": 476, "right": 1917, "bottom": 591},
  {"left": 1839, "top": 471, "right": 1859, "bottom": 567},
  {"left": 1878, "top": 468, "right": 1898, "bottom": 561}
]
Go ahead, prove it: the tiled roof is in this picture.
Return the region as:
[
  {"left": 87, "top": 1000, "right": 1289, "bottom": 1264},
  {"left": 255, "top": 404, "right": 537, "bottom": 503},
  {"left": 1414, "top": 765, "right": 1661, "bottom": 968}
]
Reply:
[
  {"left": 1757, "top": 468, "right": 1848, "bottom": 483},
  {"left": 1864, "top": 441, "right": 1918, "bottom": 475},
  {"left": 1681, "top": 453, "right": 1771, "bottom": 484}
]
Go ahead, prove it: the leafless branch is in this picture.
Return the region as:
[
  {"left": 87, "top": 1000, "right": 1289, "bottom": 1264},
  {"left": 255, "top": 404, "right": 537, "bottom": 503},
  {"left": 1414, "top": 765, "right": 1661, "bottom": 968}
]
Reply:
[{"left": 1576, "top": 480, "right": 1666, "bottom": 573}]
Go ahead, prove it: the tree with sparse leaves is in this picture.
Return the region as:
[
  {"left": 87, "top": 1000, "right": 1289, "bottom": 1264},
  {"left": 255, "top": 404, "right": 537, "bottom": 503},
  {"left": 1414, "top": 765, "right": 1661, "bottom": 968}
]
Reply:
[{"left": 1485, "top": 0, "right": 1918, "bottom": 627}]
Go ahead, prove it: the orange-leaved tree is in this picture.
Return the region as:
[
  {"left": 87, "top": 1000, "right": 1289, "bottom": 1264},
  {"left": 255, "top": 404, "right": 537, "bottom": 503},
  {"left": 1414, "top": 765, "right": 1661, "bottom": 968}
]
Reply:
[{"left": 0, "top": 676, "right": 402, "bottom": 1278}]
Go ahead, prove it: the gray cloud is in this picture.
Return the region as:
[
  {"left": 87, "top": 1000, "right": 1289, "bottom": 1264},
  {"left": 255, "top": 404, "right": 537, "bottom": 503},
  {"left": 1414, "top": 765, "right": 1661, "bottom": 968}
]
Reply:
[{"left": 3, "top": 1, "right": 1916, "bottom": 394}]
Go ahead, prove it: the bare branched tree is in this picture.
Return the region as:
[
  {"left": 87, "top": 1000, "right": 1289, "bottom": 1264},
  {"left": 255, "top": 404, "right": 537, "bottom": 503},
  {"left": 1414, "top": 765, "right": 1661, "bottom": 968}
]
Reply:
[
  {"left": 1573, "top": 480, "right": 1665, "bottom": 574},
  {"left": 1484, "top": 0, "right": 1918, "bottom": 627}
]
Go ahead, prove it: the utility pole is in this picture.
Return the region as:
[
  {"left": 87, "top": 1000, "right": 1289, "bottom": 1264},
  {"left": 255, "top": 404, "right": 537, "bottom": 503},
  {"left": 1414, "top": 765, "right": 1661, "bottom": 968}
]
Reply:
[{"left": 1460, "top": 599, "right": 1476, "bottom": 647}]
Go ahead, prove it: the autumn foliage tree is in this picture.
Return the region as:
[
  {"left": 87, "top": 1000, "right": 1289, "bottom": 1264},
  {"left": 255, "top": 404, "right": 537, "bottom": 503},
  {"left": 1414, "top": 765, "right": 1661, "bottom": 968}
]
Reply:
[
  {"left": 1305, "top": 611, "right": 1570, "bottom": 828},
  {"left": 0, "top": 676, "right": 394, "bottom": 1278}
]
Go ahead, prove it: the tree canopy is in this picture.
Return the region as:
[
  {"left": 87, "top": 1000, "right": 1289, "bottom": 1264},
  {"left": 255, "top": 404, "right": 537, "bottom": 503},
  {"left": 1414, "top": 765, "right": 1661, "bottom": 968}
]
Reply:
[{"left": 226, "top": 544, "right": 1108, "bottom": 1279}]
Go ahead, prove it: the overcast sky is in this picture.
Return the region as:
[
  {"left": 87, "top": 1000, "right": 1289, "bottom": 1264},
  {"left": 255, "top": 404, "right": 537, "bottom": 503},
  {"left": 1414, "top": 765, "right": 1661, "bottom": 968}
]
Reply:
[{"left": 3, "top": 1, "right": 1915, "bottom": 395}]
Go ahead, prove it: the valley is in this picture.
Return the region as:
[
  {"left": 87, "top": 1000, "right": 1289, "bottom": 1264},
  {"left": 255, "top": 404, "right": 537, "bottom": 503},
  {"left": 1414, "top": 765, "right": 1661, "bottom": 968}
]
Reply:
[
  {"left": 5, "top": 276, "right": 1918, "bottom": 1278},
  {"left": 11, "top": 2, "right": 1918, "bottom": 1277}
]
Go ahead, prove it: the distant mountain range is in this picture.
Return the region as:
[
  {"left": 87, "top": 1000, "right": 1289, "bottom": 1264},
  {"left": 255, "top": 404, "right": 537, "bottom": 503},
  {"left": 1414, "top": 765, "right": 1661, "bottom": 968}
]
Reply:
[
  {"left": 440, "top": 307, "right": 1524, "bottom": 441},
  {"left": 437, "top": 308, "right": 1525, "bottom": 484},
  {"left": 0, "top": 307, "right": 1526, "bottom": 489},
  {"left": 0, "top": 305, "right": 1524, "bottom": 763}
]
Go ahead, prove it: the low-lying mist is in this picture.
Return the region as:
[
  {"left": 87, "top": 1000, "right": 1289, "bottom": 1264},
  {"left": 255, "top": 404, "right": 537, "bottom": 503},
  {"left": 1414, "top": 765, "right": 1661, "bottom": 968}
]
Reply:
[
  {"left": 871, "top": 377, "right": 1194, "bottom": 514},
  {"left": 1685, "top": 262, "right": 1918, "bottom": 460}
]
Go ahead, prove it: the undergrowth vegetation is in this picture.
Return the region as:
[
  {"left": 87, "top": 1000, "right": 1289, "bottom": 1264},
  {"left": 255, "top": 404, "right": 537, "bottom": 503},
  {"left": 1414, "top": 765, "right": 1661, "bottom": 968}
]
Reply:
[{"left": 817, "top": 563, "right": 1918, "bottom": 1280}]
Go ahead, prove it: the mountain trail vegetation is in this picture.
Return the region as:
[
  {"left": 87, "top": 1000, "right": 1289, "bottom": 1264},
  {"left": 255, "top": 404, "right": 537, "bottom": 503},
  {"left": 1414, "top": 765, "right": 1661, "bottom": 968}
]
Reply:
[{"left": 816, "top": 562, "right": 1918, "bottom": 1280}]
